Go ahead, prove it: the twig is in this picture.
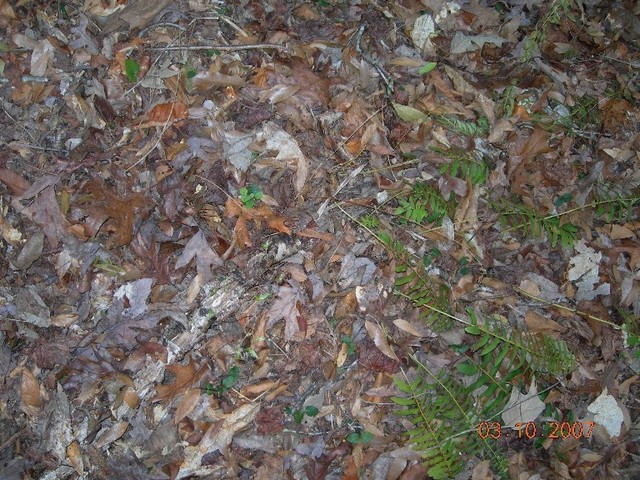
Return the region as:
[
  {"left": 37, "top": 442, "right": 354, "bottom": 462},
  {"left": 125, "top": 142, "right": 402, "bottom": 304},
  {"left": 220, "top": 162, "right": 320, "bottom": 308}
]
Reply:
[
  {"left": 514, "top": 286, "right": 622, "bottom": 330},
  {"left": 0, "top": 427, "right": 27, "bottom": 453},
  {"left": 145, "top": 43, "right": 288, "bottom": 52}
]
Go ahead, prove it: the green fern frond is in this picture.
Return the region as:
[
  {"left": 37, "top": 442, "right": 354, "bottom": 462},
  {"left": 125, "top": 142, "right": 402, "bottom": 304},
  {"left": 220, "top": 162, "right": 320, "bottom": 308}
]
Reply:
[
  {"left": 393, "top": 361, "right": 509, "bottom": 479},
  {"left": 395, "top": 263, "right": 453, "bottom": 331},
  {"left": 394, "top": 182, "right": 454, "bottom": 225},
  {"left": 491, "top": 197, "right": 579, "bottom": 247},
  {"left": 433, "top": 146, "right": 490, "bottom": 185},
  {"left": 462, "top": 310, "right": 575, "bottom": 384},
  {"left": 591, "top": 185, "right": 640, "bottom": 223},
  {"left": 433, "top": 114, "right": 490, "bottom": 137}
]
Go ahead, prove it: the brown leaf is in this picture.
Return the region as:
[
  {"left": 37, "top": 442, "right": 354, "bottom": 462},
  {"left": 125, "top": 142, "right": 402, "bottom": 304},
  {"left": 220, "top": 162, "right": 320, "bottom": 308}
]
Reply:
[
  {"left": 83, "top": 180, "right": 147, "bottom": 247},
  {"left": 174, "top": 230, "right": 223, "bottom": 281},
  {"left": 27, "top": 186, "right": 69, "bottom": 248},
  {"left": 99, "top": 0, "right": 173, "bottom": 33},
  {"left": 266, "top": 281, "right": 306, "bottom": 341},
  {"left": 0, "top": 168, "right": 30, "bottom": 195},
  {"left": 365, "top": 320, "right": 399, "bottom": 361},
  {"left": 225, "top": 198, "right": 291, "bottom": 249},
  {"left": 154, "top": 357, "right": 206, "bottom": 403},
  {"left": 95, "top": 421, "right": 129, "bottom": 449},
  {"left": 177, "top": 403, "right": 259, "bottom": 478},
  {"left": 139, "top": 101, "right": 189, "bottom": 129},
  {"left": 524, "top": 309, "right": 565, "bottom": 337},
  {"left": 174, "top": 388, "right": 202, "bottom": 424},
  {"left": 0, "top": 0, "right": 17, "bottom": 19},
  {"left": 67, "top": 440, "right": 84, "bottom": 475},
  {"left": 20, "top": 368, "right": 42, "bottom": 416}
]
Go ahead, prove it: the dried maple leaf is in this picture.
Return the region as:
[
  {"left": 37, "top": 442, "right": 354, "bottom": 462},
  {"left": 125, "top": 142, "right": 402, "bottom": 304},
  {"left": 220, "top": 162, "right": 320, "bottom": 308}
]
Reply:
[
  {"left": 154, "top": 356, "right": 206, "bottom": 403},
  {"left": 174, "top": 229, "right": 223, "bottom": 281},
  {"left": 266, "top": 280, "right": 306, "bottom": 341}
]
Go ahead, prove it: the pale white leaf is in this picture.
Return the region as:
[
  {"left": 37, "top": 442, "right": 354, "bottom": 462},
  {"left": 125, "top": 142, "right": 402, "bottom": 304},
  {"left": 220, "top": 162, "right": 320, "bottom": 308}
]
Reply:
[
  {"left": 502, "top": 380, "right": 545, "bottom": 428},
  {"left": 587, "top": 388, "right": 624, "bottom": 438}
]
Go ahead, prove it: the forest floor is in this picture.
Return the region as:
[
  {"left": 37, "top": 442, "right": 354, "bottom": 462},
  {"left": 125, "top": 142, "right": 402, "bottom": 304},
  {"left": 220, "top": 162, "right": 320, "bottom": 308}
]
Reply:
[{"left": 0, "top": 0, "right": 639, "bottom": 479}]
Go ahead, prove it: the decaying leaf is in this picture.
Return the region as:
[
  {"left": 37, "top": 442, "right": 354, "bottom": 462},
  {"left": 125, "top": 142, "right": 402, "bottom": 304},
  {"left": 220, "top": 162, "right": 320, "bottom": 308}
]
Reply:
[
  {"left": 587, "top": 388, "right": 624, "bottom": 438},
  {"left": 266, "top": 280, "right": 306, "bottom": 341},
  {"left": 257, "top": 122, "right": 309, "bottom": 193},
  {"left": 502, "top": 381, "right": 545, "bottom": 428},
  {"left": 97, "top": 0, "right": 173, "bottom": 33},
  {"left": 174, "top": 229, "right": 223, "bottom": 282},
  {"left": 176, "top": 403, "right": 259, "bottom": 479},
  {"left": 95, "top": 421, "right": 129, "bottom": 449},
  {"left": 365, "top": 320, "right": 398, "bottom": 361},
  {"left": 20, "top": 368, "right": 42, "bottom": 416}
]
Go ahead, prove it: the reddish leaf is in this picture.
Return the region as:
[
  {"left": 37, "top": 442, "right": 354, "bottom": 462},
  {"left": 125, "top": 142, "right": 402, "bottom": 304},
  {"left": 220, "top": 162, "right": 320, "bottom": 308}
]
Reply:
[
  {"left": 154, "top": 357, "right": 206, "bottom": 403},
  {"left": 0, "top": 168, "right": 30, "bottom": 195}
]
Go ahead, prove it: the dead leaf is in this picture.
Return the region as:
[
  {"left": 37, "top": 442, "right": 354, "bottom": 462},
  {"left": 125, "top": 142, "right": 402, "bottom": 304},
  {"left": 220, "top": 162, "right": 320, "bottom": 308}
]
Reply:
[
  {"left": 98, "top": 0, "right": 173, "bottom": 33},
  {"left": 393, "top": 318, "right": 423, "bottom": 337},
  {"left": 137, "top": 101, "right": 189, "bottom": 129},
  {"left": 154, "top": 357, "right": 207, "bottom": 403},
  {"left": 20, "top": 368, "right": 42, "bottom": 416},
  {"left": 67, "top": 441, "right": 84, "bottom": 475},
  {"left": 13, "top": 230, "right": 44, "bottom": 270},
  {"left": 225, "top": 198, "right": 291, "bottom": 249},
  {"left": 174, "top": 230, "right": 223, "bottom": 282},
  {"left": 365, "top": 320, "right": 398, "bottom": 361},
  {"left": 266, "top": 280, "right": 306, "bottom": 341},
  {"left": 587, "top": 388, "right": 624, "bottom": 438},
  {"left": 177, "top": 403, "right": 259, "bottom": 479},
  {"left": 257, "top": 122, "right": 309, "bottom": 193},
  {"left": 0, "top": 168, "right": 30, "bottom": 195},
  {"left": 502, "top": 380, "right": 545, "bottom": 428},
  {"left": 0, "top": 0, "right": 17, "bottom": 20},
  {"left": 82, "top": 180, "right": 147, "bottom": 247},
  {"left": 471, "top": 460, "right": 493, "bottom": 480},
  {"left": 524, "top": 309, "right": 565, "bottom": 337},
  {"left": 95, "top": 421, "right": 129, "bottom": 449},
  {"left": 174, "top": 388, "right": 202, "bottom": 424}
]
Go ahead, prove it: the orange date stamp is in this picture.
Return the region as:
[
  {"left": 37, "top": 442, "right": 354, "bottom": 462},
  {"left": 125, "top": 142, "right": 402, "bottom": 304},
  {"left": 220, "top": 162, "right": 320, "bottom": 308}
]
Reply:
[{"left": 476, "top": 420, "right": 595, "bottom": 440}]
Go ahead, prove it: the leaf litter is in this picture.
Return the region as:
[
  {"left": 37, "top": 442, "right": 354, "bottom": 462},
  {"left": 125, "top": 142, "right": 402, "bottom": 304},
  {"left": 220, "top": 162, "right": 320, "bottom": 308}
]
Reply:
[{"left": 0, "top": 0, "right": 639, "bottom": 479}]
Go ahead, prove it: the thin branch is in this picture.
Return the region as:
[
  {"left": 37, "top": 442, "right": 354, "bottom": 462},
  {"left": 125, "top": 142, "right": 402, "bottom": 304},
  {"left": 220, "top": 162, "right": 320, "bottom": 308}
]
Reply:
[{"left": 145, "top": 43, "right": 289, "bottom": 52}]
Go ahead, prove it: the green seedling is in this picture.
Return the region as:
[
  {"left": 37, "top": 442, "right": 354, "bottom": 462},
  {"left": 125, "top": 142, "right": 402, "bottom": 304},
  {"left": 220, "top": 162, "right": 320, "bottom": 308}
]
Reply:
[
  {"left": 419, "top": 62, "right": 437, "bottom": 75},
  {"left": 125, "top": 58, "right": 140, "bottom": 83},
  {"left": 423, "top": 247, "right": 441, "bottom": 268},
  {"left": 93, "top": 258, "right": 126, "bottom": 277},
  {"left": 205, "top": 366, "right": 240, "bottom": 396},
  {"left": 286, "top": 405, "right": 319, "bottom": 424},
  {"left": 458, "top": 256, "right": 470, "bottom": 276},
  {"left": 341, "top": 335, "right": 356, "bottom": 356},
  {"left": 239, "top": 185, "right": 263, "bottom": 208},
  {"left": 346, "top": 430, "right": 373, "bottom": 444},
  {"left": 255, "top": 292, "right": 272, "bottom": 302}
]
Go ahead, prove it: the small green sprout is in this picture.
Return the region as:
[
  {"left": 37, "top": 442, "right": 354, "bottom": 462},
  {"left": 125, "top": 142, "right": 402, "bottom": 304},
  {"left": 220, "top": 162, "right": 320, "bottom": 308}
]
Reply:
[
  {"left": 347, "top": 430, "right": 373, "bottom": 444},
  {"left": 239, "top": 185, "right": 263, "bottom": 208},
  {"left": 286, "top": 405, "right": 319, "bottom": 424}
]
